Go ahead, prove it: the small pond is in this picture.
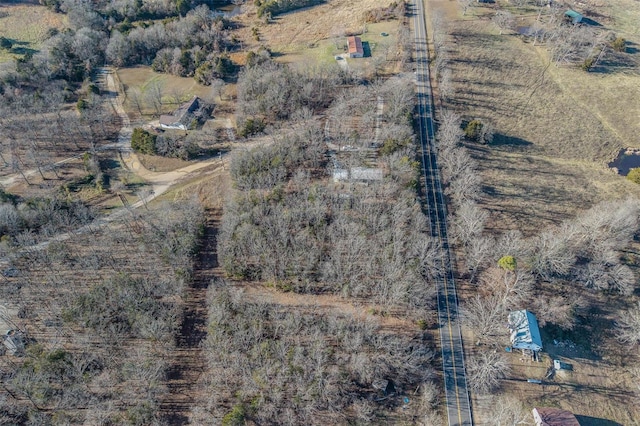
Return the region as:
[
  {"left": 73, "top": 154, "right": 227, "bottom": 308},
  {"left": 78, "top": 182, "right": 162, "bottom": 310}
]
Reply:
[{"left": 608, "top": 148, "right": 640, "bottom": 176}]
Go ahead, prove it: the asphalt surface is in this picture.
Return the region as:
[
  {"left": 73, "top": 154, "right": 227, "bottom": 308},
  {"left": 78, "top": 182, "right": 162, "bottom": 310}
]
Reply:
[{"left": 411, "top": 1, "right": 474, "bottom": 425}]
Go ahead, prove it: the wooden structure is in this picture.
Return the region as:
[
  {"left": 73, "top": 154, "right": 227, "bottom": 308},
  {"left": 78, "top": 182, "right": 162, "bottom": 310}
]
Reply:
[{"left": 347, "top": 36, "right": 364, "bottom": 58}]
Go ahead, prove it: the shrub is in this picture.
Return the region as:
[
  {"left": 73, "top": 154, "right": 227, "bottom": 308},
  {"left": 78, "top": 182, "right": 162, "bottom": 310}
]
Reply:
[
  {"left": 581, "top": 57, "right": 595, "bottom": 72},
  {"left": 131, "top": 128, "right": 157, "bottom": 154},
  {"left": 76, "top": 98, "right": 88, "bottom": 111},
  {"left": 380, "top": 138, "right": 402, "bottom": 155},
  {"left": 464, "top": 119, "right": 483, "bottom": 141},
  {"left": 238, "top": 117, "right": 266, "bottom": 138},
  {"left": 222, "top": 404, "right": 246, "bottom": 426},
  {"left": 498, "top": 255, "right": 517, "bottom": 271},
  {"left": 612, "top": 37, "right": 626, "bottom": 52},
  {"left": 0, "top": 37, "right": 12, "bottom": 51},
  {"left": 627, "top": 168, "right": 640, "bottom": 184}
]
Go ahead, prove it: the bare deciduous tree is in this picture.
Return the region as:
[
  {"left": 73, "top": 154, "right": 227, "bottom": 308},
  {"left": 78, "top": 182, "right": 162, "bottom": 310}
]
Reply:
[
  {"left": 616, "top": 302, "right": 640, "bottom": 345},
  {"left": 493, "top": 10, "right": 515, "bottom": 35},
  {"left": 467, "top": 351, "right": 510, "bottom": 394},
  {"left": 462, "top": 294, "right": 505, "bottom": 345}
]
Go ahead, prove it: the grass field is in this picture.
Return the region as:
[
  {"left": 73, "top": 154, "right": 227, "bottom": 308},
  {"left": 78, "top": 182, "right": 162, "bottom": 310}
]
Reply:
[
  {"left": 0, "top": 4, "right": 66, "bottom": 63},
  {"left": 116, "top": 67, "right": 213, "bottom": 117},
  {"left": 236, "top": 0, "right": 401, "bottom": 65},
  {"left": 430, "top": 0, "right": 640, "bottom": 235}
]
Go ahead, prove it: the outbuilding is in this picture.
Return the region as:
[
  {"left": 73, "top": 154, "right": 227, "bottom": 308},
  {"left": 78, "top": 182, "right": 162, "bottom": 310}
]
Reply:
[
  {"left": 347, "top": 36, "right": 364, "bottom": 58},
  {"left": 564, "top": 9, "right": 583, "bottom": 24}
]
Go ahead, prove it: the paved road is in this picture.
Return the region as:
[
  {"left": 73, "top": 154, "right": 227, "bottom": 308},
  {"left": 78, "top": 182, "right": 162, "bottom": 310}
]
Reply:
[{"left": 411, "top": 1, "right": 474, "bottom": 425}]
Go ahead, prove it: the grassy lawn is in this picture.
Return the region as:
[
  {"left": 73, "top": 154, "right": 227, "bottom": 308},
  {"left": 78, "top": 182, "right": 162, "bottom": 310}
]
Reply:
[
  {"left": 0, "top": 4, "right": 66, "bottom": 63},
  {"left": 116, "top": 66, "right": 213, "bottom": 116}
]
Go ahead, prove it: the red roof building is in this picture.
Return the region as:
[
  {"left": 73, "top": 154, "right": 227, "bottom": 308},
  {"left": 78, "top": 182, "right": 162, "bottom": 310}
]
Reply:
[{"left": 347, "top": 36, "right": 364, "bottom": 58}]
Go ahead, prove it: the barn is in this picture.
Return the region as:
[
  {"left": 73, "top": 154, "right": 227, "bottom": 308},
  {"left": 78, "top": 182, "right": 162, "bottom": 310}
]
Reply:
[{"left": 347, "top": 36, "right": 364, "bottom": 58}]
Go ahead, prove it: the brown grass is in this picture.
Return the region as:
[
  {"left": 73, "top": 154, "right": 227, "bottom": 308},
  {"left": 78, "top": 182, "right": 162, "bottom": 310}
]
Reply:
[
  {"left": 0, "top": 4, "right": 66, "bottom": 63},
  {"left": 435, "top": 1, "right": 640, "bottom": 424},
  {"left": 431, "top": 0, "right": 640, "bottom": 235},
  {"left": 235, "top": 0, "right": 400, "bottom": 62},
  {"left": 116, "top": 67, "right": 212, "bottom": 117}
]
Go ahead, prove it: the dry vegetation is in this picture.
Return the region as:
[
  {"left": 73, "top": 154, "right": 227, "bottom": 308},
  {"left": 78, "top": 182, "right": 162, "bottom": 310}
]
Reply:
[
  {"left": 0, "top": 199, "right": 203, "bottom": 424},
  {"left": 429, "top": 0, "right": 640, "bottom": 424},
  {"left": 431, "top": 0, "right": 640, "bottom": 234},
  {"left": 0, "top": 4, "right": 66, "bottom": 63}
]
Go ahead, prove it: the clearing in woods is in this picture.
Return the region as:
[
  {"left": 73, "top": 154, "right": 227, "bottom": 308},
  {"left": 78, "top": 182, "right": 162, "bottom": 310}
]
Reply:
[{"left": 160, "top": 210, "right": 221, "bottom": 424}]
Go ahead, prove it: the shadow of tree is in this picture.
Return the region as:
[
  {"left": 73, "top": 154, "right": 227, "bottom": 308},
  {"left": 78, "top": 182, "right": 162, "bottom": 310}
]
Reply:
[
  {"left": 491, "top": 133, "right": 533, "bottom": 148},
  {"left": 575, "top": 415, "right": 623, "bottom": 426}
]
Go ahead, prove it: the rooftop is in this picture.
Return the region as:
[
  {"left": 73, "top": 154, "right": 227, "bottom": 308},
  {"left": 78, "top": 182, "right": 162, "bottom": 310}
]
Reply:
[
  {"left": 509, "top": 310, "right": 543, "bottom": 351},
  {"left": 533, "top": 407, "right": 580, "bottom": 426},
  {"left": 347, "top": 36, "right": 363, "bottom": 55},
  {"left": 564, "top": 10, "right": 583, "bottom": 19}
]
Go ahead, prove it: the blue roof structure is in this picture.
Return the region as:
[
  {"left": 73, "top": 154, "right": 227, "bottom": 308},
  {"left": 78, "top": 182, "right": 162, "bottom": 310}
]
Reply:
[{"left": 564, "top": 9, "right": 583, "bottom": 23}]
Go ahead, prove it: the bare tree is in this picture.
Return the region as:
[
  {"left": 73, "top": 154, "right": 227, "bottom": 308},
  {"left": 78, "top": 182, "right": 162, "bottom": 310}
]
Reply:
[
  {"left": 450, "top": 200, "right": 488, "bottom": 246},
  {"left": 616, "top": 302, "right": 640, "bottom": 345},
  {"left": 467, "top": 351, "right": 510, "bottom": 394},
  {"left": 491, "top": 395, "right": 530, "bottom": 426},
  {"left": 462, "top": 294, "right": 505, "bottom": 345},
  {"left": 493, "top": 10, "right": 515, "bottom": 35}
]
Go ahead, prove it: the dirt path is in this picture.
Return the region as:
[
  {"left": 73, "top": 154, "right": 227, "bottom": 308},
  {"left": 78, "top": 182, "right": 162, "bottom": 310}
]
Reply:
[{"left": 159, "top": 209, "right": 221, "bottom": 424}]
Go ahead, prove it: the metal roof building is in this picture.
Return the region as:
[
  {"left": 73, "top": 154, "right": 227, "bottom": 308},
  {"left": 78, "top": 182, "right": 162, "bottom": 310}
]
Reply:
[
  {"left": 564, "top": 10, "right": 583, "bottom": 24},
  {"left": 508, "top": 310, "right": 543, "bottom": 352}
]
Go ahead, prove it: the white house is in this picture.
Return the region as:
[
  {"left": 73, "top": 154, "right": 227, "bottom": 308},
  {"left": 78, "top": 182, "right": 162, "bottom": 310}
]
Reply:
[{"left": 508, "top": 310, "right": 543, "bottom": 352}]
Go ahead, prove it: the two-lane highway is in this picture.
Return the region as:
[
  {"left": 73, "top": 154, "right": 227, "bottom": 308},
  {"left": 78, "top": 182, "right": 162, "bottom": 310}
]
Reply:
[{"left": 411, "top": 1, "right": 473, "bottom": 425}]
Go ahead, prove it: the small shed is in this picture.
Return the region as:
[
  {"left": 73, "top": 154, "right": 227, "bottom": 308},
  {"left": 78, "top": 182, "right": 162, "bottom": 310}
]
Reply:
[
  {"left": 532, "top": 407, "right": 580, "bottom": 426},
  {"left": 564, "top": 10, "right": 583, "bottom": 24},
  {"left": 508, "top": 310, "right": 543, "bottom": 352},
  {"left": 347, "top": 36, "right": 364, "bottom": 58},
  {"left": 553, "top": 359, "right": 573, "bottom": 371}
]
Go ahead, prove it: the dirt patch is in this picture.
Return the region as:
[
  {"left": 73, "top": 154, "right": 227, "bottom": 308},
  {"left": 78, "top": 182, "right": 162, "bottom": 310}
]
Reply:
[{"left": 137, "top": 153, "right": 193, "bottom": 173}]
